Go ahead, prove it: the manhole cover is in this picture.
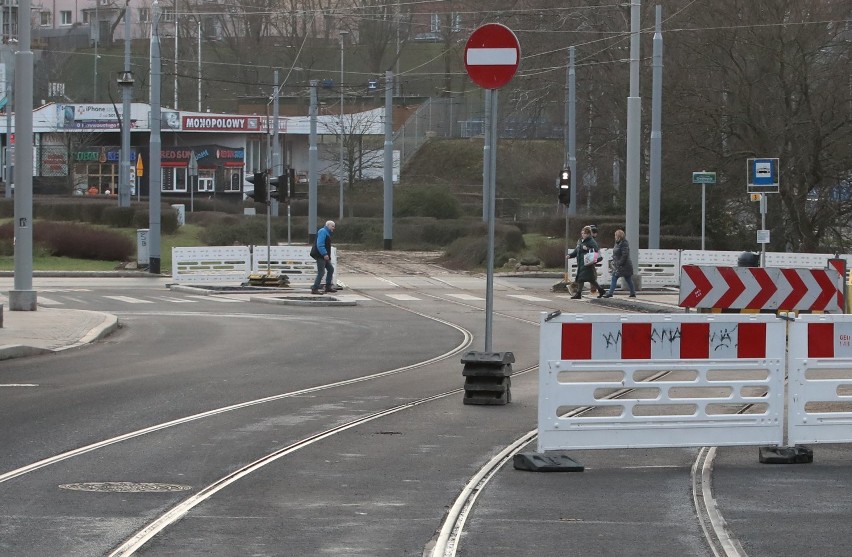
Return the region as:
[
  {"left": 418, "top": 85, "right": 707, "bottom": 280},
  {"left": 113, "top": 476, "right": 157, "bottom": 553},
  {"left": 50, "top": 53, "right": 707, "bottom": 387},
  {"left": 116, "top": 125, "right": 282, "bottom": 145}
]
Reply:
[{"left": 59, "top": 482, "right": 192, "bottom": 493}]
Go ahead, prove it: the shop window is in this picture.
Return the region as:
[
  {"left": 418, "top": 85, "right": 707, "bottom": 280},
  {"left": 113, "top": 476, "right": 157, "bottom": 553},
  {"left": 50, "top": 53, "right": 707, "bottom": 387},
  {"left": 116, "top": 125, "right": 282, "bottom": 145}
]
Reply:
[
  {"left": 198, "top": 169, "right": 215, "bottom": 192},
  {"left": 225, "top": 169, "right": 242, "bottom": 192}
]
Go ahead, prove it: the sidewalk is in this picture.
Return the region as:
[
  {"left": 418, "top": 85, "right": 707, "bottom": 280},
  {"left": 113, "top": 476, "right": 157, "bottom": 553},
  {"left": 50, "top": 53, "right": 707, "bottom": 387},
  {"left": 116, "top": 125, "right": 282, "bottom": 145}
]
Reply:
[{"left": 0, "top": 305, "right": 119, "bottom": 361}]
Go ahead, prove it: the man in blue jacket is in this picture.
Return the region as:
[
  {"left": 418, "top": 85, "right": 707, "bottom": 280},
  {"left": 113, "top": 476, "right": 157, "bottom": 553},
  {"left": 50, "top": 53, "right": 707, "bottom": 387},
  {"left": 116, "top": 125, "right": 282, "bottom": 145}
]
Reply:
[{"left": 311, "top": 220, "right": 336, "bottom": 294}]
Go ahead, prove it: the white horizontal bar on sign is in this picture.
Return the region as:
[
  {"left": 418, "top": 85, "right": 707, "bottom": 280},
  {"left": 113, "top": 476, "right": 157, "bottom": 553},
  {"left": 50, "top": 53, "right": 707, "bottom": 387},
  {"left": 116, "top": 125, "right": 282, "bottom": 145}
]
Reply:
[{"left": 466, "top": 48, "right": 518, "bottom": 66}]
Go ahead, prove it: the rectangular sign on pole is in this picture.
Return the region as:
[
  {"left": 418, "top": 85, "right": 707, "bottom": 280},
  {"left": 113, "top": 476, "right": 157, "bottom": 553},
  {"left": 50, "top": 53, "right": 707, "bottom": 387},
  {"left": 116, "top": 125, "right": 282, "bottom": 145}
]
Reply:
[
  {"left": 692, "top": 171, "right": 716, "bottom": 184},
  {"left": 748, "top": 158, "right": 780, "bottom": 194}
]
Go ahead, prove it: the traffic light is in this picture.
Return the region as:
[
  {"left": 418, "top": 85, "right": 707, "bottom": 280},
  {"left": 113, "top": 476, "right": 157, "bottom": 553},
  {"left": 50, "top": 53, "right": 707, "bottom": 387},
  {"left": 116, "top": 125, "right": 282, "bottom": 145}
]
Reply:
[
  {"left": 558, "top": 168, "right": 571, "bottom": 206},
  {"left": 269, "top": 174, "right": 290, "bottom": 204},
  {"left": 246, "top": 171, "right": 267, "bottom": 201}
]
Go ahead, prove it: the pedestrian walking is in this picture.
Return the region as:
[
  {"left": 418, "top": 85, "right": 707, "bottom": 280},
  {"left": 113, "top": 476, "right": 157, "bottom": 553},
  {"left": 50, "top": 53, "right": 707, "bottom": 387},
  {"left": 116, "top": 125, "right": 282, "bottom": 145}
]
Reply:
[
  {"left": 566, "top": 225, "right": 603, "bottom": 299},
  {"left": 310, "top": 220, "right": 337, "bottom": 294},
  {"left": 602, "top": 228, "right": 637, "bottom": 298}
]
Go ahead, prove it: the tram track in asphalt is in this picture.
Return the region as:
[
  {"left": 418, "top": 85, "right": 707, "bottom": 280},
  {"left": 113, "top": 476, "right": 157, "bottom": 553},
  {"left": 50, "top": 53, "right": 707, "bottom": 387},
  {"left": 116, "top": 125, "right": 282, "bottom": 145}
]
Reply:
[
  {"left": 2, "top": 268, "right": 749, "bottom": 556},
  {"left": 352, "top": 278, "right": 746, "bottom": 557}
]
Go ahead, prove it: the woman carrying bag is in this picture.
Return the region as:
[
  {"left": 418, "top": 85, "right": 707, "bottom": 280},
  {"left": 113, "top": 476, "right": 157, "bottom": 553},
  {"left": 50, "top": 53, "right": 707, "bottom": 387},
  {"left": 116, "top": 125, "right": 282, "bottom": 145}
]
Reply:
[{"left": 566, "top": 225, "right": 603, "bottom": 299}]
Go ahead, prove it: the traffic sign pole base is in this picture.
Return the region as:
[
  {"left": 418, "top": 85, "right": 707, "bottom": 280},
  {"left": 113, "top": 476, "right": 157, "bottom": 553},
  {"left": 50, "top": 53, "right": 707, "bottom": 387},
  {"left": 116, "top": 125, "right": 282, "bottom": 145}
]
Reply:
[
  {"left": 759, "top": 445, "right": 813, "bottom": 464},
  {"left": 513, "top": 452, "right": 584, "bottom": 472}
]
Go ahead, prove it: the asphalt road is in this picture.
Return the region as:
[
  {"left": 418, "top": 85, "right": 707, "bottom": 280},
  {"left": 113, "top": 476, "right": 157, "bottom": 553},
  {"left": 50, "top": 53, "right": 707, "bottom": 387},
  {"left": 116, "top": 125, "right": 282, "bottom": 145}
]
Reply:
[{"left": 1, "top": 268, "right": 851, "bottom": 557}]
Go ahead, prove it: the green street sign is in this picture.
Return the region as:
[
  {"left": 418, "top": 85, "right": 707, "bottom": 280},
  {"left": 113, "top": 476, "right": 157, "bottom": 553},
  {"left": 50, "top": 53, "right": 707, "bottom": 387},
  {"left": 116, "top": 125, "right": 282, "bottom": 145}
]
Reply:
[{"left": 692, "top": 171, "right": 717, "bottom": 184}]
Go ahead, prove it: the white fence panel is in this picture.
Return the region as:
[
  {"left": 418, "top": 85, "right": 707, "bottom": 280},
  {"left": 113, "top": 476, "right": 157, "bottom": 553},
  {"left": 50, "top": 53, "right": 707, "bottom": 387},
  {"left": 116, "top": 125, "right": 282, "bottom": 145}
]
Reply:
[
  {"left": 787, "top": 314, "right": 852, "bottom": 444},
  {"left": 172, "top": 246, "right": 251, "bottom": 284},
  {"left": 253, "top": 246, "right": 337, "bottom": 286},
  {"left": 636, "top": 249, "right": 680, "bottom": 287},
  {"left": 537, "top": 313, "right": 786, "bottom": 452}
]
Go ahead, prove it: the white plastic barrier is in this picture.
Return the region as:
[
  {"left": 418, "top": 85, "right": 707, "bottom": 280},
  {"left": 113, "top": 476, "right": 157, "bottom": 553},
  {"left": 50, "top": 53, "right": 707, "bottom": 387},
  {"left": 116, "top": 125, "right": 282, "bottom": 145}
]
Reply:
[
  {"left": 253, "top": 245, "right": 337, "bottom": 286},
  {"left": 787, "top": 314, "right": 852, "bottom": 444},
  {"left": 171, "top": 245, "right": 338, "bottom": 285},
  {"left": 537, "top": 312, "right": 786, "bottom": 452},
  {"left": 172, "top": 246, "right": 252, "bottom": 284},
  {"left": 561, "top": 249, "right": 849, "bottom": 289}
]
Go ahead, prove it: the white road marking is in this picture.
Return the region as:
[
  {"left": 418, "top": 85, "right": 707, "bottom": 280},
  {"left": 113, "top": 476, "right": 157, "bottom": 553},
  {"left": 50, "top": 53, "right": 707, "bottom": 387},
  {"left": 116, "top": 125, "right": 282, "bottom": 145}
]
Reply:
[
  {"left": 507, "top": 294, "right": 551, "bottom": 302},
  {"left": 151, "top": 296, "right": 198, "bottom": 303},
  {"left": 103, "top": 296, "right": 155, "bottom": 304},
  {"left": 386, "top": 294, "right": 421, "bottom": 301},
  {"left": 446, "top": 294, "right": 485, "bottom": 301},
  {"left": 36, "top": 296, "right": 63, "bottom": 306}
]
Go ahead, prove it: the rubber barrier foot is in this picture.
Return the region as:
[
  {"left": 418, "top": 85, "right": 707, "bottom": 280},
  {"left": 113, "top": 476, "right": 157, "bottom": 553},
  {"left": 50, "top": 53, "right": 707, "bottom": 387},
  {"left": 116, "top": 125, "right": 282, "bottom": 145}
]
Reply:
[
  {"left": 759, "top": 445, "right": 814, "bottom": 464},
  {"left": 513, "top": 452, "right": 584, "bottom": 472}
]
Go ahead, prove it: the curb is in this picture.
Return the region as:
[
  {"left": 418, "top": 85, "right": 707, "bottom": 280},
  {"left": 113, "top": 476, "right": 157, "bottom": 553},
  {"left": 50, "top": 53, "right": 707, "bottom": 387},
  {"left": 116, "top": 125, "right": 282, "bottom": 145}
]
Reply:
[{"left": 249, "top": 295, "right": 357, "bottom": 307}]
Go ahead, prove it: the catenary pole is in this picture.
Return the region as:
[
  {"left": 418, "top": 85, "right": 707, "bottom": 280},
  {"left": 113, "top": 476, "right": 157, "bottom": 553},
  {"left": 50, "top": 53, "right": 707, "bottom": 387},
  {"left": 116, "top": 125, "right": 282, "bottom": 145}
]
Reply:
[
  {"left": 149, "top": 0, "right": 162, "bottom": 274},
  {"left": 568, "top": 46, "right": 577, "bottom": 215},
  {"left": 10, "top": 0, "right": 35, "bottom": 310},
  {"left": 648, "top": 5, "right": 663, "bottom": 249},
  {"left": 625, "top": 0, "right": 641, "bottom": 273},
  {"left": 308, "top": 80, "right": 318, "bottom": 244},
  {"left": 118, "top": 0, "right": 133, "bottom": 208},
  {"left": 383, "top": 70, "right": 393, "bottom": 250}
]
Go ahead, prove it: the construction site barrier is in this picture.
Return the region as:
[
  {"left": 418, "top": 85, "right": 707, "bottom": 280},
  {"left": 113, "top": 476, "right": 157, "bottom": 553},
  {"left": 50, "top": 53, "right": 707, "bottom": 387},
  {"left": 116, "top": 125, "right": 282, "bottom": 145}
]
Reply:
[
  {"left": 787, "top": 314, "right": 852, "bottom": 445},
  {"left": 564, "top": 249, "right": 851, "bottom": 289},
  {"left": 172, "top": 245, "right": 336, "bottom": 286},
  {"left": 537, "top": 312, "right": 786, "bottom": 452},
  {"left": 536, "top": 310, "right": 852, "bottom": 460}
]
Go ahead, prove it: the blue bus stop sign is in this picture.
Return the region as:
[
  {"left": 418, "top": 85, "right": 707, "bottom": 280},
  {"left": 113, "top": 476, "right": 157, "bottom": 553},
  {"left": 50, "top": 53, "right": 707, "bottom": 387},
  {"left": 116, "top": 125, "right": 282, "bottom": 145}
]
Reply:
[{"left": 748, "top": 158, "right": 779, "bottom": 193}]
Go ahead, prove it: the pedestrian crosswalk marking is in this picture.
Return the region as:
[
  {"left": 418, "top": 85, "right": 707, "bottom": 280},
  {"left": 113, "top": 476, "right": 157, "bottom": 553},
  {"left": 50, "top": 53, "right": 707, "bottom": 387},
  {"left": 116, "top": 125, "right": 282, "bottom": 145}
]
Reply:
[
  {"left": 446, "top": 294, "right": 485, "bottom": 301},
  {"left": 152, "top": 296, "right": 198, "bottom": 303},
  {"left": 103, "top": 295, "right": 155, "bottom": 304},
  {"left": 386, "top": 294, "right": 421, "bottom": 301},
  {"left": 37, "top": 296, "right": 63, "bottom": 306},
  {"left": 507, "top": 294, "right": 551, "bottom": 302}
]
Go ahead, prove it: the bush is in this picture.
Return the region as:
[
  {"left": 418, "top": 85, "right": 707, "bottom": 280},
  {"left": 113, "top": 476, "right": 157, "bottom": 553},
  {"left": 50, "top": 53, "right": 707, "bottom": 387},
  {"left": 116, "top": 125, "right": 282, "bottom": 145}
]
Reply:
[
  {"left": 0, "top": 221, "right": 134, "bottom": 261},
  {"left": 396, "top": 186, "right": 462, "bottom": 219},
  {"left": 102, "top": 207, "right": 136, "bottom": 228},
  {"left": 199, "top": 217, "right": 272, "bottom": 246}
]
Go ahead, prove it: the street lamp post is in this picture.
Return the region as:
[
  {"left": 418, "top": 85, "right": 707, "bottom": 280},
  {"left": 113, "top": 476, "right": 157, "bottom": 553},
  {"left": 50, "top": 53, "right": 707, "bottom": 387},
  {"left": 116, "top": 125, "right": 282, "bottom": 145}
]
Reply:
[{"left": 338, "top": 29, "right": 348, "bottom": 221}]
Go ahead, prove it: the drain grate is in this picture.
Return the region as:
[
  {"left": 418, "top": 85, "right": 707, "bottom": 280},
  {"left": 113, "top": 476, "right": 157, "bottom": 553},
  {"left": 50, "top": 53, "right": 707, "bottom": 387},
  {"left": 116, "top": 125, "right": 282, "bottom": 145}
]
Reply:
[{"left": 59, "top": 482, "right": 192, "bottom": 493}]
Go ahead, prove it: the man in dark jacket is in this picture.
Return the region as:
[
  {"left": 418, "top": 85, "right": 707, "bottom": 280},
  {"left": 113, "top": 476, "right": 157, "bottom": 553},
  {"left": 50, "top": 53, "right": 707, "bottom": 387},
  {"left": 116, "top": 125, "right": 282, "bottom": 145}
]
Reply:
[{"left": 311, "top": 220, "right": 336, "bottom": 294}]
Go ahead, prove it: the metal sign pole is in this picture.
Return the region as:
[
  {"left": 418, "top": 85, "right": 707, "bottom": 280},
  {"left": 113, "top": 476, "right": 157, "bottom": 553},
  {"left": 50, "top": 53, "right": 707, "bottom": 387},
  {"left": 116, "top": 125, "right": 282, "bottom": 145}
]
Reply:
[
  {"left": 485, "top": 89, "right": 497, "bottom": 352},
  {"left": 701, "top": 182, "right": 706, "bottom": 251}
]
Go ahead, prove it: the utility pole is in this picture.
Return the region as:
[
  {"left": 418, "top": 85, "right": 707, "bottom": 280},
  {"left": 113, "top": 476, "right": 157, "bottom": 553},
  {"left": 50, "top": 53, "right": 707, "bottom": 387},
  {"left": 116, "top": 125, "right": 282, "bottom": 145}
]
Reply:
[
  {"left": 338, "top": 29, "right": 348, "bottom": 221},
  {"left": 648, "top": 5, "right": 663, "bottom": 249},
  {"left": 308, "top": 80, "right": 318, "bottom": 243},
  {"left": 117, "top": 0, "right": 134, "bottom": 208},
  {"left": 567, "top": 46, "right": 577, "bottom": 215},
  {"left": 149, "top": 0, "right": 162, "bottom": 274},
  {"left": 10, "top": 0, "right": 35, "bottom": 310},
  {"left": 625, "top": 0, "right": 641, "bottom": 275},
  {"left": 383, "top": 71, "right": 393, "bottom": 250}
]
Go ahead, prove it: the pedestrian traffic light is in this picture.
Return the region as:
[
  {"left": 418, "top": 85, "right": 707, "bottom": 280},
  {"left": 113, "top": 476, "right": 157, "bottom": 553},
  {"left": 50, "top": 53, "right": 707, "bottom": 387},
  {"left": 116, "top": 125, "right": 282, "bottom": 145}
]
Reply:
[
  {"left": 558, "top": 168, "right": 571, "bottom": 206},
  {"left": 246, "top": 171, "right": 267, "bottom": 201}
]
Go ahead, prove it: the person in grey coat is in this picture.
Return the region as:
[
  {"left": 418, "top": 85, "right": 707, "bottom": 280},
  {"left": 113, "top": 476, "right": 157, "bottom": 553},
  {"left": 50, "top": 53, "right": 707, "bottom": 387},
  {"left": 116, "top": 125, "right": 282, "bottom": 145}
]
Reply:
[
  {"left": 566, "top": 225, "right": 603, "bottom": 299},
  {"left": 602, "top": 228, "right": 636, "bottom": 297}
]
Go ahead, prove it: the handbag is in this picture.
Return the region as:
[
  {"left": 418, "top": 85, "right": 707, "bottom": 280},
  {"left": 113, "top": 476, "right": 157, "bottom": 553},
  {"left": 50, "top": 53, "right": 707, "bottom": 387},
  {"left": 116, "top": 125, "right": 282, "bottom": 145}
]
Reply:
[{"left": 583, "top": 251, "right": 599, "bottom": 267}]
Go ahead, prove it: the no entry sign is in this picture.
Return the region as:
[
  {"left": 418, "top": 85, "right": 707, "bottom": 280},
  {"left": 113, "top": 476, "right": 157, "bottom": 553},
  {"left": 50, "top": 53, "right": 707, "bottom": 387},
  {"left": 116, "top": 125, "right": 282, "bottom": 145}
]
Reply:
[{"left": 464, "top": 24, "right": 521, "bottom": 89}]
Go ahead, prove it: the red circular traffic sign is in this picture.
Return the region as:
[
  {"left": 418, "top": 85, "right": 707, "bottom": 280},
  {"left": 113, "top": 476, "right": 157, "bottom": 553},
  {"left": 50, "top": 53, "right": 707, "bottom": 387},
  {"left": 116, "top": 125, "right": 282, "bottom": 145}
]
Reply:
[{"left": 464, "top": 24, "right": 521, "bottom": 90}]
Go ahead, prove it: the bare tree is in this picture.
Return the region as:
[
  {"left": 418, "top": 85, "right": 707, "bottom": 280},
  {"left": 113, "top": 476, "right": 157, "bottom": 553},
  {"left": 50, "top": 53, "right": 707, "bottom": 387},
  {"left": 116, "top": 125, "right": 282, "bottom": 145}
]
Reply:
[{"left": 665, "top": 0, "right": 852, "bottom": 251}]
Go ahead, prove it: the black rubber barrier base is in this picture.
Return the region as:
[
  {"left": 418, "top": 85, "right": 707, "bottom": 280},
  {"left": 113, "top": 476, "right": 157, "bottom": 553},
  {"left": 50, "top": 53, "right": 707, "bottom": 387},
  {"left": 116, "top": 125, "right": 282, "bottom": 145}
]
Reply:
[
  {"left": 513, "top": 452, "right": 584, "bottom": 472},
  {"left": 759, "top": 445, "right": 814, "bottom": 464}
]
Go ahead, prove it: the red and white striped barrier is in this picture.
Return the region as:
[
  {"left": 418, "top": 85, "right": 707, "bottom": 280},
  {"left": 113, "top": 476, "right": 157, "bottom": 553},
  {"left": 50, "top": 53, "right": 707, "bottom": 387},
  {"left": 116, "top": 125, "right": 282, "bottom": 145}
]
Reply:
[
  {"left": 679, "top": 265, "right": 844, "bottom": 313},
  {"left": 787, "top": 314, "right": 852, "bottom": 444},
  {"left": 537, "top": 313, "right": 786, "bottom": 452}
]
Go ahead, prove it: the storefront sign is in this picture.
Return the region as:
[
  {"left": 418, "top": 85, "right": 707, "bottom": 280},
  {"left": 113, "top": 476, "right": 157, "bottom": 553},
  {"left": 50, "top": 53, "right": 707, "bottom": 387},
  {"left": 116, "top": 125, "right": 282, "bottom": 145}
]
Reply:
[{"left": 182, "top": 116, "right": 261, "bottom": 131}]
